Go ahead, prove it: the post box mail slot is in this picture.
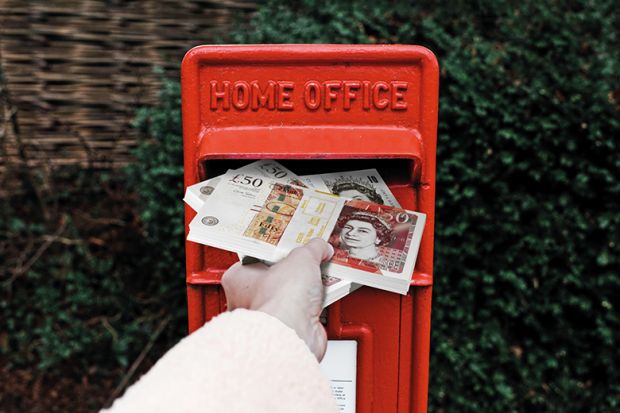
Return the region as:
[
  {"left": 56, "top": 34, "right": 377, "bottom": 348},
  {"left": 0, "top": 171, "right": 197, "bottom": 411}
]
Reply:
[{"left": 182, "top": 45, "right": 438, "bottom": 413}]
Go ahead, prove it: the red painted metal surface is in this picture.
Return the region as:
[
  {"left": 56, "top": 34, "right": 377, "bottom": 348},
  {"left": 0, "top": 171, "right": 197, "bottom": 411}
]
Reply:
[{"left": 181, "top": 45, "right": 438, "bottom": 412}]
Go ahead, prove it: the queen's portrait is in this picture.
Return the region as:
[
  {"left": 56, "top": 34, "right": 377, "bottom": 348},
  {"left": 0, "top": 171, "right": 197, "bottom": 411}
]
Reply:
[{"left": 334, "top": 210, "right": 393, "bottom": 267}]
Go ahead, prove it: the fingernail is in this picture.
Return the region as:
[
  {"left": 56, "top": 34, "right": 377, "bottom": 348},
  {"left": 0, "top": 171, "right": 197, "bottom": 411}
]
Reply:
[{"left": 326, "top": 242, "right": 335, "bottom": 259}]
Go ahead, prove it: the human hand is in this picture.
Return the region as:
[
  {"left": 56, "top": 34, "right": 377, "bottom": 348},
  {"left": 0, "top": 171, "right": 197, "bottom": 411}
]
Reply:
[{"left": 221, "top": 238, "right": 334, "bottom": 360}]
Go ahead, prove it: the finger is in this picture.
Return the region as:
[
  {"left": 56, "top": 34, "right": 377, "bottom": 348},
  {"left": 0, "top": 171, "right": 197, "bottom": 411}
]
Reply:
[
  {"left": 222, "top": 261, "right": 269, "bottom": 310},
  {"left": 222, "top": 261, "right": 269, "bottom": 286},
  {"left": 297, "top": 238, "right": 335, "bottom": 263},
  {"left": 309, "top": 322, "right": 328, "bottom": 361}
]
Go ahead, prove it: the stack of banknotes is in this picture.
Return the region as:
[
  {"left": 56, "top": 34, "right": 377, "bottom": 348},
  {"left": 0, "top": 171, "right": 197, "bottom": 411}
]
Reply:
[{"left": 184, "top": 160, "right": 426, "bottom": 308}]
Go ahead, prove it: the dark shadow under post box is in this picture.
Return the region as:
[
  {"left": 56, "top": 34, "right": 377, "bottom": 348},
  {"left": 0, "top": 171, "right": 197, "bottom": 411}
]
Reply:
[{"left": 182, "top": 45, "right": 438, "bottom": 413}]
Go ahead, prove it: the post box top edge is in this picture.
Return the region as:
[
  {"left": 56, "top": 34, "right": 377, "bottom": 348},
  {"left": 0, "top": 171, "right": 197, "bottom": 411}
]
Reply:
[{"left": 181, "top": 44, "right": 438, "bottom": 71}]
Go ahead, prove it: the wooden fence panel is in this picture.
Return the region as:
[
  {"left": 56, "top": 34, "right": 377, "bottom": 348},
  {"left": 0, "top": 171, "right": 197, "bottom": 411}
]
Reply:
[{"left": 0, "top": 0, "right": 255, "bottom": 170}]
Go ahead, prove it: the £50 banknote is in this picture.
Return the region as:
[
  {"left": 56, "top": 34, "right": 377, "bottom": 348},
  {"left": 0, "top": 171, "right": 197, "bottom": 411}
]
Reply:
[
  {"left": 299, "top": 169, "right": 400, "bottom": 207},
  {"left": 183, "top": 160, "right": 315, "bottom": 212},
  {"left": 187, "top": 170, "right": 426, "bottom": 294}
]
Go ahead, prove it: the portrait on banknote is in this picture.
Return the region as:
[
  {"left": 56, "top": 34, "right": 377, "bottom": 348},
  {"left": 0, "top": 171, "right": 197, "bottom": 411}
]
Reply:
[
  {"left": 328, "top": 200, "right": 419, "bottom": 274},
  {"left": 329, "top": 180, "right": 384, "bottom": 204}
]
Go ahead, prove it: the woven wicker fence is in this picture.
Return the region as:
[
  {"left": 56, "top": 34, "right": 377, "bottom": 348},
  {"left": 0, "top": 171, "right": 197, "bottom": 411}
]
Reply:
[{"left": 0, "top": 0, "right": 255, "bottom": 172}]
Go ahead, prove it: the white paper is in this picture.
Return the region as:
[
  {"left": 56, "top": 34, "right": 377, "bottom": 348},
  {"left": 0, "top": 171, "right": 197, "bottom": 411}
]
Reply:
[{"left": 319, "top": 340, "right": 357, "bottom": 413}]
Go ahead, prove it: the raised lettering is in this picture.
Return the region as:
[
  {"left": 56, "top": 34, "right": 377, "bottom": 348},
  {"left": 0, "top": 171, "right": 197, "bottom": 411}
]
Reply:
[
  {"left": 324, "top": 81, "right": 342, "bottom": 110},
  {"left": 372, "top": 81, "right": 390, "bottom": 110},
  {"left": 251, "top": 80, "right": 276, "bottom": 110},
  {"left": 304, "top": 81, "right": 321, "bottom": 110},
  {"left": 277, "top": 81, "right": 294, "bottom": 110},
  {"left": 232, "top": 81, "right": 250, "bottom": 110},
  {"left": 343, "top": 81, "right": 361, "bottom": 110},
  {"left": 391, "top": 81, "right": 408, "bottom": 110},
  {"left": 208, "top": 79, "right": 409, "bottom": 112},
  {"left": 210, "top": 81, "right": 230, "bottom": 110},
  {"left": 362, "top": 81, "right": 371, "bottom": 110}
]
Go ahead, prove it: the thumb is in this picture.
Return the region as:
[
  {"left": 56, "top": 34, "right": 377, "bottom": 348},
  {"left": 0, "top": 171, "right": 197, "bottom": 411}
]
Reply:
[
  {"left": 307, "top": 321, "right": 328, "bottom": 361},
  {"left": 302, "top": 238, "right": 335, "bottom": 263}
]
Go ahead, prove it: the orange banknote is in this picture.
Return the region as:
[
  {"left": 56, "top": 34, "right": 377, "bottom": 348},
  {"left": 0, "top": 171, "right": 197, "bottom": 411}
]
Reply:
[{"left": 243, "top": 183, "right": 304, "bottom": 245}]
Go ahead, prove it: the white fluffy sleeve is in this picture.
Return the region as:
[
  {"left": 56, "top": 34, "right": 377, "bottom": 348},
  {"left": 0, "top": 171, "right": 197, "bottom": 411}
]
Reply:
[{"left": 102, "top": 309, "right": 338, "bottom": 413}]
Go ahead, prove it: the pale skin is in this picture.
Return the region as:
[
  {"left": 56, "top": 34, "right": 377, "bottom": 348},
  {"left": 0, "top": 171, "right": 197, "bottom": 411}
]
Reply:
[
  {"left": 337, "top": 189, "right": 372, "bottom": 202},
  {"left": 221, "top": 238, "right": 334, "bottom": 361},
  {"left": 340, "top": 219, "right": 380, "bottom": 260}
]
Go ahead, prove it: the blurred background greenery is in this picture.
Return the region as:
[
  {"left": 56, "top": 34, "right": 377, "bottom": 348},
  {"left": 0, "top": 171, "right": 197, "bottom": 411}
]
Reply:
[{"left": 1, "top": 1, "right": 618, "bottom": 412}]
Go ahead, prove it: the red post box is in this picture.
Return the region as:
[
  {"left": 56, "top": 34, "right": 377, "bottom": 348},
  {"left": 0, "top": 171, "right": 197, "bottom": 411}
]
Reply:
[{"left": 181, "top": 45, "right": 438, "bottom": 413}]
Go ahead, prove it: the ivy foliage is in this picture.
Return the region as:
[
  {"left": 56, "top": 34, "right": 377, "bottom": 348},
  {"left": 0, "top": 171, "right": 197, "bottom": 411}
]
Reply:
[
  {"left": 231, "top": 1, "right": 620, "bottom": 411},
  {"left": 0, "top": 167, "right": 181, "bottom": 377},
  {"left": 125, "top": 79, "right": 185, "bottom": 282}
]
